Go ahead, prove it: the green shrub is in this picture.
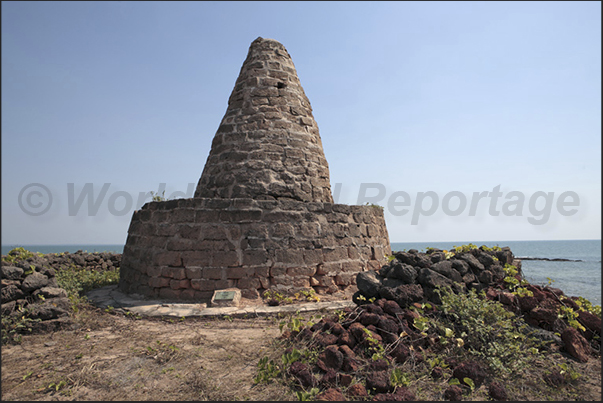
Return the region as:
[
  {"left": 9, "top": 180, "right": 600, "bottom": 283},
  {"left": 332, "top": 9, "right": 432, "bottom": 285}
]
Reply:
[
  {"left": 55, "top": 263, "right": 120, "bottom": 310},
  {"left": 1, "top": 247, "right": 43, "bottom": 264},
  {"left": 435, "top": 286, "right": 544, "bottom": 374}
]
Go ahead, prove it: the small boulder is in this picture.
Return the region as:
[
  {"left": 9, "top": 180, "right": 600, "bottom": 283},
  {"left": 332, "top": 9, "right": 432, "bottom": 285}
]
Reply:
[
  {"left": 1, "top": 284, "right": 25, "bottom": 303},
  {"left": 365, "top": 370, "right": 392, "bottom": 394},
  {"left": 315, "top": 388, "right": 344, "bottom": 401},
  {"left": 347, "top": 383, "right": 368, "bottom": 398},
  {"left": 443, "top": 385, "right": 463, "bottom": 401},
  {"left": 21, "top": 272, "right": 49, "bottom": 293},
  {"left": 1, "top": 266, "right": 24, "bottom": 280},
  {"left": 561, "top": 327, "right": 591, "bottom": 363},
  {"left": 452, "top": 360, "right": 487, "bottom": 387},
  {"left": 379, "top": 284, "right": 424, "bottom": 309},
  {"left": 488, "top": 381, "right": 508, "bottom": 400},
  {"left": 356, "top": 271, "right": 383, "bottom": 299}
]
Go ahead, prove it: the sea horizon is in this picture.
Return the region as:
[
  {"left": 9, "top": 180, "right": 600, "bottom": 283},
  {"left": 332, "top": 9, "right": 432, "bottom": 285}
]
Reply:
[{"left": 3, "top": 239, "right": 600, "bottom": 305}]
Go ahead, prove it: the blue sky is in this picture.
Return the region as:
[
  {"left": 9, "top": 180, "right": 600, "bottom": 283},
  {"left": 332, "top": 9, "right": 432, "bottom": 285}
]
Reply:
[{"left": 2, "top": 1, "right": 601, "bottom": 245}]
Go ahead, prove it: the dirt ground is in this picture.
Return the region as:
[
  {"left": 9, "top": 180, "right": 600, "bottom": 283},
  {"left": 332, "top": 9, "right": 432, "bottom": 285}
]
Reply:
[
  {"left": 1, "top": 304, "right": 296, "bottom": 401},
  {"left": 1, "top": 300, "right": 601, "bottom": 401}
]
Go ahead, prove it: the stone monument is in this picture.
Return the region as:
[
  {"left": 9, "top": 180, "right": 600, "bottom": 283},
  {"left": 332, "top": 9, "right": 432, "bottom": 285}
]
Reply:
[{"left": 118, "top": 37, "right": 391, "bottom": 300}]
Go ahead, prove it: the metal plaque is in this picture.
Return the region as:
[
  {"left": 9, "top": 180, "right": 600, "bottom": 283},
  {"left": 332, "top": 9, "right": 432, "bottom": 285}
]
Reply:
[{"left": 214, "top": 291, "right": 236, "bottom": 301}]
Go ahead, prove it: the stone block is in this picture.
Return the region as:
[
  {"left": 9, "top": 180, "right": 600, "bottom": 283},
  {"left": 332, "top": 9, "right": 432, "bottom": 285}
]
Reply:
[
  {"left": 182, "top": 251, "right": 212, "bottom": 267},
  {"left": 313, "top": 275, "right": 336, "bottom": 288},
  {"left": 323, "top": 247, "right": 348, "bottom": 262},
  {"left": 166, "top": 238, "right": 193, "bottom": 251},
  {"left": 200, "top": 225, "right": 229, "bottom": 240},
  {"left": 204, "top": 267, "right": 224, "bottom": 280},
  {"left": 215, "top": 280, "right": 233, "bottom": 289},
  {"left": 178, "top": 288, "right": 197, "bottom": 300},
  {"left": 270, "top": 275, "right": 296, "bottom": 287},
  {"left": 191, "top": 279, "right": 216, "bottom": 291},
  {"left": 213, "top": 252, "right": 239, "bottom": 267},
  {"left": 194, "top": 209, "right": 220, "bottom": 223},
  {"left": 170, "top": 279, "right": 190, "bottom": 289},
  {"left": 342, "top": 260, "right": 363, "bottom": 273},
  {"left": 146, "top": 266, "right": 163, "bottom": 278},
  {"left": 238, "top": 277, "right": 261, "bottom": 290},
  {"left": 159, "top": 288, "right": 181, "bottom": 299},
  {"left": 219, "top": 209, "right": 262, "bottom": 222},
  {"left": 275, "top": 249, "right": 303, "bottom": 265},
  {"left": 271, "top": 266, "right": 287, "bottom": 277},
  {"left": 172, "top": 209, "right": 195, "bottom": 223},
  {"left": 258, "top": 276, "right": 270, "bottom": 289},
  {"left": 242, "top": 249, "right": 267, "bottom": 266},
  {"left": 180, "top": 225, "right": 201, "bottom": 240},
  {"left": 156, "top": 224, "right": 178, "bottom": 237},
  {"left": 254, "top": 266, "right": 270, "bottom": 278},
  {"left": 292, "top": 276, "right": 311, "bottom": 288},
  {"left": 148, "top": 277, "right": 171, "bottom": 288},
  {"left": 155, "top": 251, "right": 183, "bottom": 267},
  {"left": 185, "top": 267, "right": 203, "bottom": 279},
  {"left": 303, "top": 249, "right": 324, "bottom": 265},
  {"left": 316, "top": 262, "right": 341, "bottom": 276},
  {"left": 226, "top": 267, "right": 248, "bottom": 279},
  {"left": 347, "top": 247, "right": 360, "bottom": 260},
  {"left": 161, "top": 267, "right": 187, "bottom": 280},
  {"left": 335, "top": 273, "right": 355, "bottom": 286},
  {"left": 270, "top": 222, "right": 296, "bottom": 237},
  {"left": 287, "top": 266, "right": 317, "bottom": 277}
]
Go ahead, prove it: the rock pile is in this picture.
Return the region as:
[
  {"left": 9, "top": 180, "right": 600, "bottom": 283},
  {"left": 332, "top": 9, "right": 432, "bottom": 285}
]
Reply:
[
  {"left": 278, "top": 245, "right": 599, "bottom": 400},
  {"left": 355, "top": 246, "right": 518, "bottom": 306},
  {"left": 354, "top": 245, "right": 600, "bottom": 363},
  {"left": 1, "top": 250, "right": 121, "bottom": 335}
]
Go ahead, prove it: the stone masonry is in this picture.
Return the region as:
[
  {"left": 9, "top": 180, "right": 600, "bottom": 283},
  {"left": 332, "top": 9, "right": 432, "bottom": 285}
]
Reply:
[{"left": 118, "top": 37, "right": 391, "bottom": 300}]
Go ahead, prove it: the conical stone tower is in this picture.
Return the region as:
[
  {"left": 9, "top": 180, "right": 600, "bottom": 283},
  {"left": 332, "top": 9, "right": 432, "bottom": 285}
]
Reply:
[
  {"left": 195, "top": 37, "right": 333, "bottom": 203},
  {"left": 119, "top": 37, "right": 391, "bottom": 301}
]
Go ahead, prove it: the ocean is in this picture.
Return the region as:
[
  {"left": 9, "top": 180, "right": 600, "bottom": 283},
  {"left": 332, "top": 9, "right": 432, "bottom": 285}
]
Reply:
[{"left": 2, "top": 240, "right": 600, "bottom": 305}]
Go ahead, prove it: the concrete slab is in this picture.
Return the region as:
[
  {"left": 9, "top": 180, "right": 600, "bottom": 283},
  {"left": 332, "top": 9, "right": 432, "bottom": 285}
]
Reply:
[{"left": 86, "top": 285, "right": 356, "bottom": 318}]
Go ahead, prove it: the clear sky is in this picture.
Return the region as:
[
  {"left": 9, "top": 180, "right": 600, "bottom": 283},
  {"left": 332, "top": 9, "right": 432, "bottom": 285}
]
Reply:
[{"left": 2, "top": 1, "right": 601, "bottom": 245}]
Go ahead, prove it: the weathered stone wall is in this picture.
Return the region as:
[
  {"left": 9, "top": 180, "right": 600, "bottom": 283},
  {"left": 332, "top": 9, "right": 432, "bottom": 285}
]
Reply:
[
  {"left": 194, "top": 37, "right": 333, "bottom": 203},
  {"left": 118, "top": 198, "right": 390, "bottom": 300}
]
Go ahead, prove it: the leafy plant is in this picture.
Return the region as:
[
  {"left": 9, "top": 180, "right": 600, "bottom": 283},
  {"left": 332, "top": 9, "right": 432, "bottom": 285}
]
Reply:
[
  {"left": 55, "top": 262, "right": 120, "bottom": 311},
  {"left": 364, "top": 202, "right": 384, "bottom": 211},
  {"left": 1, "top": 306, "right": 42, "bottom": 345},
  {"left": 557, "top": 305, "right": 586, "bottom": 332},
  {"left": 254, "top": 356, "right": 281, "bottom": 384},
  {"left": 573, "top": 296, "right": 601, "bottom": 318},
  {"left": 557, "top": 362, "right": 581, "bottom": 382},
  {"left": 296, "top": 387, "right": 319, "bottom": 401},
  {"left": 452, "top": 243, "right": 478, "bottom": 254},
  {"left": 362, "top": 328, "right": 385, "bottom": 360},
  {"left": 1, "top": 247, "right": 44, "bottom": 264},
  {"left": 413, "top": 316, "right": 430, "bottom": 334},
  {"left": 436, "top": 286, "right": 544, "bottom": 374},
  {"left": 278, "top": 313, "right": 320, "bottom": 334},
  {"left": 281, "top": 348, "right": 302, "bottom": 366},
  {"left": 390, "top": 367, "right": 411, "bottom": 389},
  {"left": 502, "top": 264, "right": 533, "bottom": 297},
  {"left": 150, "top": 190, "right": 166, "bottom": 202}
]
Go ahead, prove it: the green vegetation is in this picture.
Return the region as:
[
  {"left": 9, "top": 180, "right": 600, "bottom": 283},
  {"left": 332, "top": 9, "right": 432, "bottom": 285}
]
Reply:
[
  {"left": 502, "top": 263, "right": 533, "bottom": 297},
  {"left": 150, "top": 190, "right": 166, "bottom": 202},
  {"left": 1, "top": 247, "right": 44, "bottom": 264},
  {"left": 262, "top": 288, "right": 320, "bottom": 305},
  {"left": 1, "top": 247, "right": 120, "bottom": 345},
  {"left": 55, "top": 263, "right": 120, "bottom": 311},
  {"left": 435, "top": 286, "right": 545, "bottom": 374}
]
